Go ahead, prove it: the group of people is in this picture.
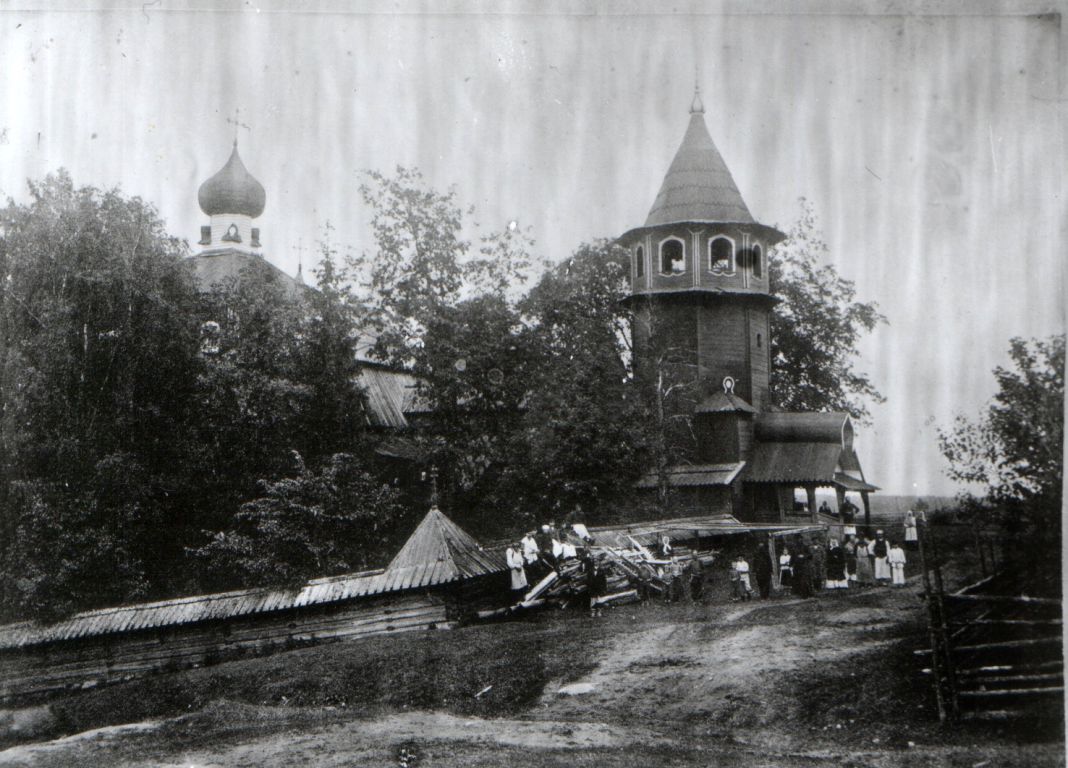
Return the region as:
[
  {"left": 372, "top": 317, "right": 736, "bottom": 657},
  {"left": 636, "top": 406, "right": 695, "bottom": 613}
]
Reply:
[
  {"left": 774, "top": 529, "right": 908, "bottom": 598},
  {"left": 814, "top": 499, "right": 859, "bottom": 533},
  {"left": 505, "top": 521, "right": 604, "bottom": 611},
  {"left": 503, "top": 512, "right": 920, "bottom": 613}
]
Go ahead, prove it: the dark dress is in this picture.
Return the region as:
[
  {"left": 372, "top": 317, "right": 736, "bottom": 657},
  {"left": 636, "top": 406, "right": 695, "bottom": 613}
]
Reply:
[
  {"left": 844, "top": 542, "right": 858, "bottom": 578},
  {"left": 753, "top": 547, "right": 774, "bottom": 599},
  {"left": 809, "top": 545, "right": 825, "bottom": 592},
  {"left": 583, "top": 557, "right": 606, "bottom": 611},
  {"left": 688, "top": 558, "right": 705, "bottom": 600},
  {"left": 826, "top": 546, "right": 846, "bottom": 583},
  {"left": 792, "top": 551, "right": 813, "bottom": 598}
]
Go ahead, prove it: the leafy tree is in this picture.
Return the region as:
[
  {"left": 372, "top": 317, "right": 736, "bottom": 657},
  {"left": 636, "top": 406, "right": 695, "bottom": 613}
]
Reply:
[
  {"left": 629, "top": 297, "right": 703, "bottom": 510},
  {"left": 189, "top": 451, "right": 408, "bottom": 588},
  {"left": 356, "top": 167, "right": 468, "bottom": 359},
  {"left": 514, "top": 242, "right": 648, "bottom": 523},
  {"left": 412, "top": 294, "right": 531, "bottom": 533},
  {"left": 0, "top": 171, "right": 202, "bottom": 618},
  {"left": 353, "top": 167, "right": 536, "bottom": 362},
  {"left": 0, "top": 174, "right": 386, "bottom": 619},
  {"left": 350, "top": 167, "right": 541, "bottom": 533},
  {"left": 295, "top": 238, "right": 369, "bottom": 456},
  {"left": 939, "top": 334, "right": 1064, "bottom": 533},
  {"left": 188, "top": 243, "right": 380, "bottom": 589},
  {"left": 769, "top": 200, "right": 886, "bottom": 421}
]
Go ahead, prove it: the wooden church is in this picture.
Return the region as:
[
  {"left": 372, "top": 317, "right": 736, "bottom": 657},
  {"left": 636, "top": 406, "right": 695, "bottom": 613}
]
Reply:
[
  {"left": 622, "top": 88, "right": 878, "bottom": 526},
  {"left": 184, "top": 97, "right": 878, "bottom": 529},
  {"left": 188, "top": 140, "right": 431, "bottom": 437}
]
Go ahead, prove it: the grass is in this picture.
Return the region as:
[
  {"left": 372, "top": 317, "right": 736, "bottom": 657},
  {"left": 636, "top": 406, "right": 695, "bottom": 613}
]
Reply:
[{"left": 34, "top": 611, "right": 601, "bottom": 746}]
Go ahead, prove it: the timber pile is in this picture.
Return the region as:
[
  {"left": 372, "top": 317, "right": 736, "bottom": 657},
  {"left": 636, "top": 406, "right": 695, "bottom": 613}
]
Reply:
[{"left": 478, "top": 541, "right": 717, "bottom": 620}]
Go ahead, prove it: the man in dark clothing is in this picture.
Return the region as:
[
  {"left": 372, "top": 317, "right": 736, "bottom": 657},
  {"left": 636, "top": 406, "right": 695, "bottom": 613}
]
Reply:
[
  {"left": 752, "top": 539, "right": 775, "bottom": 599},
  {"left": 810, "top": 542, "right": 826, "bottom": 593},
  {"left": 688, "top": 552, "right": 705, "bottom": 601},
  {"left": 535, "top": 524, "right": 557, "bottom": 573},
  {"left": 791, "top": 546, "right": 814, "bottom": 598},
  {"left": 583, "top": 553, "right": 607, "bottom": 616}
]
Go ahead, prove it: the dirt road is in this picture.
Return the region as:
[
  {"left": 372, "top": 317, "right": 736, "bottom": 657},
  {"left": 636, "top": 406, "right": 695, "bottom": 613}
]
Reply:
[{"left": 1, "top": 584, "right": 1063, "bottom": 767}]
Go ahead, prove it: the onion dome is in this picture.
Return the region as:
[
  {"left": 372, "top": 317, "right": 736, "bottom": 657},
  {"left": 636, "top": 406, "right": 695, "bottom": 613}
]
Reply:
[{"left": 197, "top": 141, "right": 266, "bottom": 218}]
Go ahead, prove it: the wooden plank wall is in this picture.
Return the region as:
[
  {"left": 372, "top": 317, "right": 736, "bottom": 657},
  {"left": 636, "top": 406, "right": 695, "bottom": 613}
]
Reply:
[{"left": 0, "top": 592, "right": 449, "bottom": 702}]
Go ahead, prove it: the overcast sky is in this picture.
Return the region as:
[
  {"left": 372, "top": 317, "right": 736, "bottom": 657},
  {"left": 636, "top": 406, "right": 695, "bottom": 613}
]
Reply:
[{"left": 1, "top": 1, "right": 1063, "bottom": 496}]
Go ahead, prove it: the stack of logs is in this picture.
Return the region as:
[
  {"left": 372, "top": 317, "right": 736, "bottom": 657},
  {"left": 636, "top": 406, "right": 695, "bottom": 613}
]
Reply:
[{"left": 478, "top": 538, "right": 717, "bottom": 620}]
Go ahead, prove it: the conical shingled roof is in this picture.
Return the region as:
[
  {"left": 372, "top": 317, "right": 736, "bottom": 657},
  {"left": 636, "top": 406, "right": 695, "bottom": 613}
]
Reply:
[
  {"left": 382, "top": 506, "right": 506, "bottom": 591},
  {"left": 198, "top": 141, "right": 266, "bottom": 218},
  {"left": 695, "top": 389, "right": 757, "bottom": 414},
  {"left": 644, "top": 109, "right": 754, "bottom": 228}
]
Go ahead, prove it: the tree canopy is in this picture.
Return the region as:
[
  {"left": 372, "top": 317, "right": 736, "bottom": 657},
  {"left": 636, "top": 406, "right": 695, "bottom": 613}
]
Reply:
[
  {"left": 939, "top": 334, "right": 1064, "bottom": 532},
  {"left": 0, "top": 169, "right": 889, "bottom": 620},
  {"left": 0, "top": 175, "right": 392, "bottom": 618},
  {"left": 769, "top": 200, "right": 886, "bottom": 421},
  {"left": 350, "top": 170, "right": 644, "bottom": 533},
  {"left": 0, "top": 172, "right": 202, "bottom": 617}
]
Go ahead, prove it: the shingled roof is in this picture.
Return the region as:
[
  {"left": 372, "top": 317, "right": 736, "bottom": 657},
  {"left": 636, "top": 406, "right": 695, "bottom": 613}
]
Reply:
[
  {"left": 635, "top": 462, "right": 745, "bottom": 489},
  {"left": 382, "top": 506, "right": 506, "bottom": 591},
  {"left": 695, "top": 389, "right": 757, "bottom": 414},
  {"left": 189, "top": 249, "right": 306, "bottom": 299},
  {"left": 358, "top": 365, "right": 430, "bottom": 429},
  {"left": 644, "top": 104, "right": 754, "bottom": 228},
  {"left": 755, "top": 412, "right": 853, "bottom": 446}
]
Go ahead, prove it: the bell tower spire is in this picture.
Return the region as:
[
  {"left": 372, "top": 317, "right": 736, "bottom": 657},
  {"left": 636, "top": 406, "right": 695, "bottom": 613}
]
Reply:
[
  {"left": 690, "top": 78, "right": 704, "bottom": 115},
  {"left": 621, "top": 93, "right": 785, "bottom": 426}
]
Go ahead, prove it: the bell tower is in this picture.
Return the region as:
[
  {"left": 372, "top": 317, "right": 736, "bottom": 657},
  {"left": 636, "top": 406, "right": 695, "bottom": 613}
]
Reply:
[{"left": 621, "top": 88, "right": 785, "bottom": 459}]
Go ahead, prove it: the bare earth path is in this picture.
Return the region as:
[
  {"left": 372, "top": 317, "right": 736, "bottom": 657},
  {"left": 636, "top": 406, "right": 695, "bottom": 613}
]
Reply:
[{"left": 1, "top": 584, "right": 1063, "bottom": 767}]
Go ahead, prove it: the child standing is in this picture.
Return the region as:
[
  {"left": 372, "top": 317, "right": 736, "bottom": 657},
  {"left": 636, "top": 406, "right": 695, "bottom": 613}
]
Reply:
[
  {"left": 888, "top": 541, "right": 907, "bottom": 586},
  {"left": 731, "top": 555, "right": 752, "bottom": 601}
]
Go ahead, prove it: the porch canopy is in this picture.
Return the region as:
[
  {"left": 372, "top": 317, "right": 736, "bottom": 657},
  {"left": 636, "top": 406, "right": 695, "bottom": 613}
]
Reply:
[
  {"left": 584, "top": 513, "right": 824, "bottom": 549},
  {"left": 744, "top": 411, "right": 878, "bottom": 527}
]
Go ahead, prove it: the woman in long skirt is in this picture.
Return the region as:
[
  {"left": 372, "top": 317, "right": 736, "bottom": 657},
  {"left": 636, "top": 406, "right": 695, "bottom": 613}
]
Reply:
[
  {"left": 888, "top": 542, "right": 907, "bottom": 586},
  {"left": 825, "top": 540, "right": 848, "bottom": 589},
  {"left": 778, "top": 547, "right": 793, "bottom": 589},
  {"left": 903, "top": 510, "right": 918, "bottom": 551},
  {"left": 854, "top": 536, "right": 874, "bottom": 585},
  {"left": 843, "top": 536, "right": 858, "bottom": 585},
  {"left": 506, "top": 543, "right": 529, "bottom": 602}
]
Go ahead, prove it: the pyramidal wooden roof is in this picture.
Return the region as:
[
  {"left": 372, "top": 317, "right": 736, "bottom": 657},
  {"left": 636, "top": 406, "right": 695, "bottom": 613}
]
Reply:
[
  {"left": 695, "top": 389, "right": 757, "bottom": 414},
  {"left": 644, "top": 106, "right": 754, "bottom": 228},
  {"left": 382, "top": 506, "right": 506, "bottom": 591}
]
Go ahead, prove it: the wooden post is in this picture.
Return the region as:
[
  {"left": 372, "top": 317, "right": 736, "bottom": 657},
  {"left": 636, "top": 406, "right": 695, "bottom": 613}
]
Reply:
[
  {"left": 767, "top": 535, "right": 780, "bottom": 589},
  {"left": 861, "top": 491, "right": 872, "bottom": 536},
  {"left": 917, "top": 519, "right": 948, "bottom": 723},
  {"left": 928, "top": 526, "right": 960, "bottom": 720},
  {"left": 973, "top": 526, "right": 988, "bottom": 577},
  {"left": 807, "top": 486, "right": 818, "bottom": 524}
]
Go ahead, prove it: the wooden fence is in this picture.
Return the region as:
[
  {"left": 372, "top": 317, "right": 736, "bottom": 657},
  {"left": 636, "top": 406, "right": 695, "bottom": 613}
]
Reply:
[
  {"left": 915, "top": 521, "right": 1063, "bottom": 722},
  {"left": 0, "top": 593, "right": 450, "bottom": 702}
]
